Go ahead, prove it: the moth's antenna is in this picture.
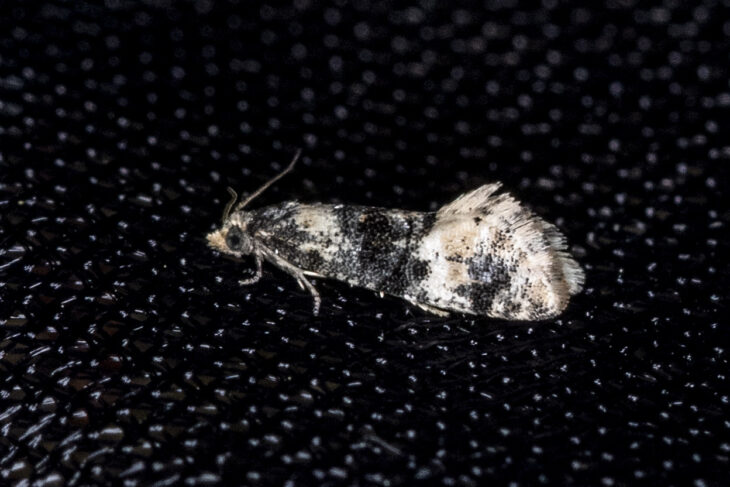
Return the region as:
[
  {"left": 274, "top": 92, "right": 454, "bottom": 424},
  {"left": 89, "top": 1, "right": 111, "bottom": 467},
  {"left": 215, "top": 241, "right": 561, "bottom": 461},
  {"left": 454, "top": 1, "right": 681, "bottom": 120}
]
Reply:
[
  {"left": 233, "top": 148, "right": 302, "bottom": 213},
  {"left": 221, "top": 187, "right": 238, "bottom": 223}
]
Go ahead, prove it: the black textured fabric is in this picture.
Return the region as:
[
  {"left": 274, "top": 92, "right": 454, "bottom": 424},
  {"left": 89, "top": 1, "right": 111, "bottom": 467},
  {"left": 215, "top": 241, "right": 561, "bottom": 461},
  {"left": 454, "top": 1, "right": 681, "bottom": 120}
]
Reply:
[{"left": 1, "top": 1, "right": 728, "bottom": 486}]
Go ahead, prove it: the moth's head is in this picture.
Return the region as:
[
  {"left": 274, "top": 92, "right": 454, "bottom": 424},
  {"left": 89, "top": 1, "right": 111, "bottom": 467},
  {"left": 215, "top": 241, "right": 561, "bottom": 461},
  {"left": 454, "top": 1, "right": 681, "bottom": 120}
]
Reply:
[
  {"left": 208, "top": 150, "right": 301, "bottom": 257},
  {"left": 206, "top": 212, "right": 255, "bottom": 257}
]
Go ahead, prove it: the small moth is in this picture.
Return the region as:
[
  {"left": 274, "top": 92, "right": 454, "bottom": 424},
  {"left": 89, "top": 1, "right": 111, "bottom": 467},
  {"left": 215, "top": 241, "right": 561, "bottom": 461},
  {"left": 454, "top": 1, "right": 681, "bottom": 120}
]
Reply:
[{"left": 207, "top": 151, "right": 584, "bottom": 320}]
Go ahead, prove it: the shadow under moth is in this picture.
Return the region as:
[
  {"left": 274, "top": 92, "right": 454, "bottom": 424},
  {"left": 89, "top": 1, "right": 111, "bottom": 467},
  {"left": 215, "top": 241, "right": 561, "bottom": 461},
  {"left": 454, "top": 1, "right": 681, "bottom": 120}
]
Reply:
[{"left": 207, "top": 151, "right": 584, "bottom": 320}]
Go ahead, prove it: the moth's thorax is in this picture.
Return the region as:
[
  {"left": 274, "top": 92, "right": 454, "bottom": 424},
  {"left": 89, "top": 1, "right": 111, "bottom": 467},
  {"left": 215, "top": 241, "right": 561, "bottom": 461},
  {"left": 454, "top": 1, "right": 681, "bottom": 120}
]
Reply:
[{"left": 206, "top": 211, "right": 255, "bottom": 256}]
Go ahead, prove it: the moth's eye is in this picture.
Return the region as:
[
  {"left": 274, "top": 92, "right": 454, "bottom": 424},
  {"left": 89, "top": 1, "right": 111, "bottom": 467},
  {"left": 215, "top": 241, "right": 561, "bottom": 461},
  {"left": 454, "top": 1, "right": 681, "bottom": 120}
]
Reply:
[{"left": 225, "top": 227, "right": 244, "bottom": 250}]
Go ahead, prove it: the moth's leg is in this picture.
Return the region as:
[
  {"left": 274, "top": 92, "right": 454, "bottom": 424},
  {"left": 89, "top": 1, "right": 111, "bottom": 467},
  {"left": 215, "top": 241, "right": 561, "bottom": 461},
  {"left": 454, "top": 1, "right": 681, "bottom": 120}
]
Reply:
[
  {"left": 296, "top": 275, "right": 321, "bottom": 315},
  {"left": 267, "top": 254, "right": 321, "bottom": 315},
  {"left": 405, "top": 297, "right": 450, "bottom": 317},
  {"left": 416, "top": 303, "right": 450, "bottom": 317},
  {"left": 238, "top": 254, "right": 263, "bottom": 286}
]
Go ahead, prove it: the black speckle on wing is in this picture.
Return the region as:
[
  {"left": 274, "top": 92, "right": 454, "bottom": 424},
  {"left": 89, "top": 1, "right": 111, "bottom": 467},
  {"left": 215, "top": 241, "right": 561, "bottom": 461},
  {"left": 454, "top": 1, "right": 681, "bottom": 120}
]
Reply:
[
  {"left": 382, "top": 215, "right": 436, "bottom": 297},
  {"left": 406, "top": 258, "right": 430, "bottom": 283},
  {"left": 417, "top": 212, "right": 437, "bottom": 234},
  {"left": 330, "top": 205, "right": 439, "bottom": 294},
  {"left": 249, "top": 203, "right": 299, "bottom": 229},
  {"left": 357, "top": 210, "right": 396, "bottom": 257},
  {"left": 356, "top": 209, "right": 403, "bottom": 286},
  {"left": 249, "top": 203, "right": 317, "bottom": 261},
  {"left": 300, "top": 249, "right": 325, "bottom": 270},
  {"left": 456, "top": 251, "right": 514, "bottom": 314}
]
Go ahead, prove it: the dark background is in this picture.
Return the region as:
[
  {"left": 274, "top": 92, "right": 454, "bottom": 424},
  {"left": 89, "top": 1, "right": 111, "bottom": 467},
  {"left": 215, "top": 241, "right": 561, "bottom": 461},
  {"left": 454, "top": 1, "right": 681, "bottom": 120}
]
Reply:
[{"left": 1, "top": 0, "right": 728, "bottom": 485}]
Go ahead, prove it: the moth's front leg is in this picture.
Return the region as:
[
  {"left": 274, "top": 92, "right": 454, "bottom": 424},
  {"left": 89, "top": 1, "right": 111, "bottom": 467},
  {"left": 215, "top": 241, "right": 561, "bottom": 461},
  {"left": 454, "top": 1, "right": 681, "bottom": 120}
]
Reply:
[
  {"left": 415, "top": 302, "right": 450, "bottom": 317},
  {"left": 296, "top": 276, "right": 321, "bottom": 315},
  {"left": 404, "top": 297, "right": 451, "bottom": 317},
  {"left": 266, "top": 252, "right": 321, "bottom": 315},
  {"left": 239, "top": 254, "right": 263, "bottom": 286}
]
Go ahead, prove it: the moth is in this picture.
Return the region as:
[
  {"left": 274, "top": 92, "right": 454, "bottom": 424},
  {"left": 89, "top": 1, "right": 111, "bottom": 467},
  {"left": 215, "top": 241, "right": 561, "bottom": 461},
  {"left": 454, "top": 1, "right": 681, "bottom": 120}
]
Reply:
[{"left": 207, "top": 151, "right": 584, "bottom": 320}]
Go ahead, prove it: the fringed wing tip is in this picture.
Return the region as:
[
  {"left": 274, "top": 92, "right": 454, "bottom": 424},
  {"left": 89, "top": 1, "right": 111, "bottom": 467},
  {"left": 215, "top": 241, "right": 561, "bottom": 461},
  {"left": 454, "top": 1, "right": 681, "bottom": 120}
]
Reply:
[
  {"left": 540, "top": 222, "right": 585, "bottom": 296},
  {"left": 438, "top": 183, "right": 585, "bottom": 316},
  {"left": 437, "top": 183, "right": 504, "bottom": 217},
  {"left": 558, "top": 252, "right": 585, "bottom": 295}
]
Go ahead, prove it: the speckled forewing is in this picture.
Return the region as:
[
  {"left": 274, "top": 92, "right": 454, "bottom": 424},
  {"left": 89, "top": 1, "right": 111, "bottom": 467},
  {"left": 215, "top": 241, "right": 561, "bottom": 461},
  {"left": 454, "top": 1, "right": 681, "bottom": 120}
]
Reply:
[{"left": 249, "top": 203, "right": 436, "bottom": 294}]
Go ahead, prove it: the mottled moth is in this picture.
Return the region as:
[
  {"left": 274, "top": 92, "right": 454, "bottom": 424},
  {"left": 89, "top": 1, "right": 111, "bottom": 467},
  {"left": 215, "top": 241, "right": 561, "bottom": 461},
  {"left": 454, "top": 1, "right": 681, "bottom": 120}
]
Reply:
[{"left": 207, "top": 151, "right": 584, "bottom": 320}]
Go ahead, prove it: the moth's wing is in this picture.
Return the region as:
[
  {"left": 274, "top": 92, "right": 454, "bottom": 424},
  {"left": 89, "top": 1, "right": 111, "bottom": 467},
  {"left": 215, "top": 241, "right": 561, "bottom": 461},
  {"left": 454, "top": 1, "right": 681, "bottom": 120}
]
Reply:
[{"left": 413, "top": 184, "right": 584, "bottom": 320}]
